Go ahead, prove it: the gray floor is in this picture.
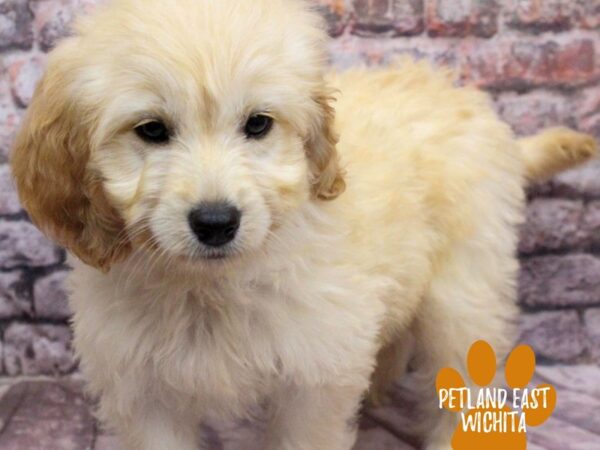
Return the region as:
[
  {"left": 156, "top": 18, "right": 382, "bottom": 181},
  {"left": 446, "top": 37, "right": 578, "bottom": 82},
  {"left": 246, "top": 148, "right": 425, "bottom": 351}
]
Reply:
[{"left": 0, "top": 365, "right": 598, "bottom": 449}]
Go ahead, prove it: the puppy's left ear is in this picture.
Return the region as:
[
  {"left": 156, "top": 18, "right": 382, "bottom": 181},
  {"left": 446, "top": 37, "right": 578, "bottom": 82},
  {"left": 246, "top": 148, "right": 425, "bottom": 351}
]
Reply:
[{"left": 306, "top": 90, "right": 345, "bottom": 200}]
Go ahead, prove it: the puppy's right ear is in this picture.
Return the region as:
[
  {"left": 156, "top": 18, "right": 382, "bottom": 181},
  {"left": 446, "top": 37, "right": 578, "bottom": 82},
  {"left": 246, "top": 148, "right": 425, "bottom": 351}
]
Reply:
[{"left": 10, "top": 43, "right": 129, "bottom": 271}]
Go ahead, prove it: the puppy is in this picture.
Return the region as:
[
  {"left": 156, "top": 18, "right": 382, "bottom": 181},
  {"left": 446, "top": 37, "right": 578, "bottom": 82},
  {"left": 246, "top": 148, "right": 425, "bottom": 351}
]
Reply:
[{"left": 11, "top": 0, "right": 597, "bottom": 449}]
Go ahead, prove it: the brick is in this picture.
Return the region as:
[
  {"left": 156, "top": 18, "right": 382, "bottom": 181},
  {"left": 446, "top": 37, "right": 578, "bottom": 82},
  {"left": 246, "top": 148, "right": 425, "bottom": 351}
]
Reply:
[
  {"left": 31, "top": 0, "right": 75, "bottom": 51},
  {"left": 8, "top": 54, "right": 46, "bottom": 108},
  {"left": 573, "top": 0, "right": 600, "bottom": 30},
  {"left": 576, "top": 85, "right": 600, "bottom": 139},
  {"left": 519, "top": 254, "right": 600, "bottom": 308},
  {"left": 0, "top": 0, "right": 33, "bottom": 50},
  {"left": 328, "top": 35, "right": 457, "bottom": 68},
  {"left": 0, "top": 79, "right": 24, "bottom": 163},
  {"left": 461, "top": 37, "right": 598, "bottom": 90},
  {"left": 426, "top": 0, "right": 499, "bottom": 38},
  {"left": 328, "top": 35, "right": 388, "bottom": 67},
  {"left": 316, "top": 0, "right": 347, "bottom": 37},
  {"left": 581, "top": 201, "right": 600, "bottom": 249},
  {"left": 0, "top": 220, "right": 62, "bottom": 269},
  {"left": 504, "top": 0, "right": 575, "bottom": 32},
  {"left": 505, "top": 1, "right": 600, "bottom": 32},
  {"left": 34, "top": 269, "right": 71, "bottom": 320},
  {"left": 352, "top": 0, "right": 424, "bottom": 37},
  {"left": 580, "top": 115, "right": 600, "bottom": 144},
  {"left": 549, "top": 159, "right": 600, "bottom": 198},
  {"left": 352, "top": 0, "right": 389, "bottom": 33},
  {"left": 583, "top": 308, "right": 600, "bottom": 361},
  {"left": 26, "top": 0, "right": 99, "bottom": 52},
  {"left": 3, "top": 323, "right": 75, "bottom": 375},
  {"left": 519, "top": 198, "right": 584, "bottom": 254},
  {"left": 0, "top": 163, "right": 21, "bottom": 214},
  {"left": 0, "top": 270, "right": 31, "bottom": 318},
  {"left": 495, "top": 91, "right": 575, "bottom": 137},
  {"left": 509, "top": 38, "right": 596, "bottom": 87},
  {"left": 496, "top": 90, "right": 575, "bottom": 136},
  {"left": 391, "top": 0, "right": 424, "bottom": 36},
  {"left": 519, "top": 311, "right": 589, "bottom": 363}
]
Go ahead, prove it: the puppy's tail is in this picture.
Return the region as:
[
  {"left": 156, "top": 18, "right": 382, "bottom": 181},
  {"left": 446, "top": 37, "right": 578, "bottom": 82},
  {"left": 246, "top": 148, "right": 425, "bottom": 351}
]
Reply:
[{"left": 519, "top": 127, "right": 598, "bottom": 182}]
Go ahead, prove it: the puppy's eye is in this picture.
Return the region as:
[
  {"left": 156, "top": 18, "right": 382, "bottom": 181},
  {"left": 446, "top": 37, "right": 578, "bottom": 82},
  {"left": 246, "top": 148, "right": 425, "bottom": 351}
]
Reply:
[
  {"left": 135, "top": 120, "right": 170, "bottom": 144},
  {"left": 244, "top": 114, "right": 273, "bottom": 139}
]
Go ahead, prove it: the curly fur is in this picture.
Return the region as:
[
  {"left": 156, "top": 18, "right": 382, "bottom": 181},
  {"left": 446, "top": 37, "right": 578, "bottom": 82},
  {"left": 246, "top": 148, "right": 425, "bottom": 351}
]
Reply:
[{"left": 11, "top": 0, "right": 597, "bottom": 449}]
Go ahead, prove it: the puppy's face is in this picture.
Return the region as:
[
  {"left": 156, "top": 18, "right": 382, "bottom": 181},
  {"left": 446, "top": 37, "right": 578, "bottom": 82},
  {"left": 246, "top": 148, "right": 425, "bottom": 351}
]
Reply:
[{"left": 11, "top": 0, "right": 344, "bottom": 270}]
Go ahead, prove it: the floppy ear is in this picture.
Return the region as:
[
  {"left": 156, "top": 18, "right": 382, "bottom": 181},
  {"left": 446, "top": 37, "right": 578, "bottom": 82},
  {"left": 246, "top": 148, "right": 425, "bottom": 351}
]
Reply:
[
  {"left": 306, "top": 89, "right": 346, "bottom": 200},
  {"left": 10, "top": 49, "right": 130, "bottom": 272}
]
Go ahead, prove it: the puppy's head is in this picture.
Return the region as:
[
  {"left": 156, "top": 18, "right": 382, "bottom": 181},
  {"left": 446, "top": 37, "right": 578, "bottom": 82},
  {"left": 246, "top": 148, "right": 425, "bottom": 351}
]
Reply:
[{"left": 11, "top": 0, "right": 345, "bottom": 271}]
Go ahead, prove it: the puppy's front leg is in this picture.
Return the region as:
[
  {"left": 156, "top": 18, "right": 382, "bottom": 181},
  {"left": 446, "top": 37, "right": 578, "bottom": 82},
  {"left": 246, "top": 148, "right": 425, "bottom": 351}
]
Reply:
[
  {"left": 112, "top": 399, "right": 199, "bottom": 450},
  {"left": 265, "top": 382, "right": 365, "bottom": 450}
]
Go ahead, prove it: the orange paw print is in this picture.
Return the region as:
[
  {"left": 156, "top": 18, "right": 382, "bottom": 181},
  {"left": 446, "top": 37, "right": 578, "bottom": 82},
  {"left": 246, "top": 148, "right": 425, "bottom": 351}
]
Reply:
[{"left": 436, "top": 340, "right": 556, "bottom": 450}]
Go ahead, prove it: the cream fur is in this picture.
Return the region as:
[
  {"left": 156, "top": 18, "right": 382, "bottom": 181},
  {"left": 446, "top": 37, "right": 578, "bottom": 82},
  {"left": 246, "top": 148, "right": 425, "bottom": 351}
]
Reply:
[{"left": 10, "top": 0, "right": 598, "bottom": 449}]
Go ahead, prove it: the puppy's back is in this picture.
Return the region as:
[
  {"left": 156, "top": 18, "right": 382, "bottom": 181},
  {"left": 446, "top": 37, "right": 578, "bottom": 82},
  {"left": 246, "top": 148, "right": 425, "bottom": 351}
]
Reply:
[{"left": 329, "top": 60, "right": 524, "bottom": 248}]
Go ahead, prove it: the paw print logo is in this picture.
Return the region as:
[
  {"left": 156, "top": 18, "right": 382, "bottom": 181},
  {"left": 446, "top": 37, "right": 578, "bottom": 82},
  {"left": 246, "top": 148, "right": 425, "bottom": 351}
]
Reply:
[{"left": 436, "top": 340, "right": 557, "bottom": 450}]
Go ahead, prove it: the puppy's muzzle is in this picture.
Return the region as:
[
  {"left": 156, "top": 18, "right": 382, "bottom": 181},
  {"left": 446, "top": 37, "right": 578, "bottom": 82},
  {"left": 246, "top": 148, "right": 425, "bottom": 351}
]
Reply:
[{"left": 188, "top": 202, "right": 241, "bottom": 247}]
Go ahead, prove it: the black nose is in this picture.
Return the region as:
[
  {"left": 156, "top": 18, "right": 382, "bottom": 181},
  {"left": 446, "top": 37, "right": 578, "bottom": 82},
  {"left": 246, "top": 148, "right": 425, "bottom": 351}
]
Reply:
[{"left": 188, "top": 202, "right": 241, "bottom": 247}]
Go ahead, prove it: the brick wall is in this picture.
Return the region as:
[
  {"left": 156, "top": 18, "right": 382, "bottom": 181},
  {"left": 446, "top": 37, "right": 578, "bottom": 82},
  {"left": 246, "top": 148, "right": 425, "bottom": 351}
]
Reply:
[{"left": 0, "top": 0, "right": 599, "bottom": 377}]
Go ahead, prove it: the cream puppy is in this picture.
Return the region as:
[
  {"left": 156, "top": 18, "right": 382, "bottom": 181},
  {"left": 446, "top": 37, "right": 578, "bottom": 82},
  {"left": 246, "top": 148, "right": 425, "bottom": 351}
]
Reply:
[{"left": 11, "top": 0, "right": 597, "bottom": 449}]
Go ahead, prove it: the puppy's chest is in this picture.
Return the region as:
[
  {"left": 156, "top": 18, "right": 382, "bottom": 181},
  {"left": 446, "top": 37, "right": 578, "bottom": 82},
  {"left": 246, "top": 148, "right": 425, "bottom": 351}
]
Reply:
[
  {"left": 146, "top": 279, "right": 381, "bottom": 402},
  {"left": 159, "top": 290, "right": 278, "bottom": 408}
]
